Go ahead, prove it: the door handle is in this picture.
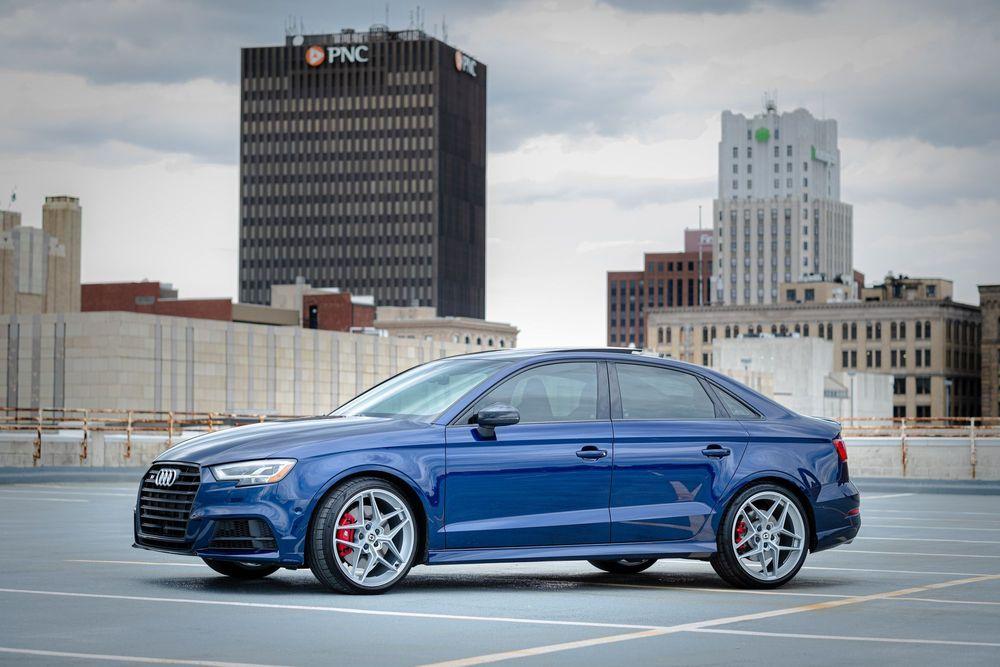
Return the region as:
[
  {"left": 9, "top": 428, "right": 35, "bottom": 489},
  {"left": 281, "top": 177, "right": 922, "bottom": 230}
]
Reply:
[
  {"left": 576, "top": 445, "right": 608, "bottom": 460},
  {"left": 701, "top": 444, "right": 732, "bottom": 458}
]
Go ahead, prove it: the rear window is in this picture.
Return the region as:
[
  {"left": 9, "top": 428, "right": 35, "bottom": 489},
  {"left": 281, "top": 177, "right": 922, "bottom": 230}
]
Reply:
[
  {"left": 715, "top": 387, "right": 760, "bottom": 418},
  {"left": 616, "top": 364, "right": 716, "bottom": 420}
]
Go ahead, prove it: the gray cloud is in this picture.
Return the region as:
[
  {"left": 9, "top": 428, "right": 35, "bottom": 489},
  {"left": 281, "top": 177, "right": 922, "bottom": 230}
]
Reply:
[{"left": 495, "top": 174, "right": 714, "bottom": 208}]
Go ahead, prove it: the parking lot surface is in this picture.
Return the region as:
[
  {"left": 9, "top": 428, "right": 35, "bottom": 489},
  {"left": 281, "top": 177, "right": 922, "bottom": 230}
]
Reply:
[{"left": 1, "top": 483, "right": 998, "bottom": 666}]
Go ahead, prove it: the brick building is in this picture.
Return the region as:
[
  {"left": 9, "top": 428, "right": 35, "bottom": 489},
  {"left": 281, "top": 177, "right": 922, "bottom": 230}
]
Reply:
[
  {"left": 606, "top": 229, "right": 713, "bottom": 348},
  {"left": 980, "top": 284, "right": 1000, "bottom": 417}
]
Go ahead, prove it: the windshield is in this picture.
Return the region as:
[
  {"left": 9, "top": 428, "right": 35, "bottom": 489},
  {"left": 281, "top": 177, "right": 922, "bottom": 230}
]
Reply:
[{"left": 332, "top": 357, "right": 512, "bottom": 421}]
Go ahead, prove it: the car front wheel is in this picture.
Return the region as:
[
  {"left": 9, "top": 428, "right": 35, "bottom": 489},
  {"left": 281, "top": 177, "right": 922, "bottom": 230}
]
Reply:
[
  {"left": 308, "top": 477, "right": 418, "bottom": 594},
  {"left": 710, "top": 483, "right": 809, "bottom": 589}
]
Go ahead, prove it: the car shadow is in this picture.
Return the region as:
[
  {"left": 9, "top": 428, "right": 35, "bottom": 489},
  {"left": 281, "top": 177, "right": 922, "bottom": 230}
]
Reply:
[{"left": 142, "top": 565, "right": 854, "bottom": 597}]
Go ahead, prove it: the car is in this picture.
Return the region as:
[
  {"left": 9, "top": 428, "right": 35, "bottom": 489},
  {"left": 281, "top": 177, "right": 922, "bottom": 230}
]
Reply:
[{"left": 133, "top": 348, "right": 861, "bottom": 594}]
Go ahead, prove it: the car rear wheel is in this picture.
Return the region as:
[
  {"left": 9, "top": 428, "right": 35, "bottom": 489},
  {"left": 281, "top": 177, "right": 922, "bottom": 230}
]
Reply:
[
  {"left": 309, "top": 477, "right": 418, "bottom": 594},
  {"left": 588, "top": 558, "right": 658, "bottom": 575},
  {"left": 202, "top": 558, "right": 280, "bottom": 579},
  {"left": 710, "top": 483, "right": 809, "bottom": 589}
]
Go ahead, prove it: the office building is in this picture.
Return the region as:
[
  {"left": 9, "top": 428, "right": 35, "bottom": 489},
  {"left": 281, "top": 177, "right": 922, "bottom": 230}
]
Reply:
[
  {"left": 374, "top": 305, "right": 518, "bottom": 349},
  {"left": 606, "top": 229, "right": 713, "bottom": 347},
  {"left": 239, "top": 26, "right": 486, "bottom": 318},
  {"left": 647, "top": 276, "right": 981, "bottom": 418},
  {"left": 714, "top": 102, "right": 853, "bottom": 305}
]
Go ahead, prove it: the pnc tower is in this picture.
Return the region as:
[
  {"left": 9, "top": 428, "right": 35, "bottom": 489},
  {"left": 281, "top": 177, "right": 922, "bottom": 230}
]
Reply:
[
  {"left": 239, "top": 26, "right": 486, "bottom": 317},
  {"left": 713, "top": 100, "right": 853, "bottom": 305}
]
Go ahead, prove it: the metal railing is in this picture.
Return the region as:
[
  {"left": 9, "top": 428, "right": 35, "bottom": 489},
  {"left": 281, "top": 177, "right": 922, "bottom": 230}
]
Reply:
[
  {"left": 839, "top": 416, "right": 1000, "bottom": 438},
  {"left": 0, "top": 407, "right": 300, "bottom": 465}
]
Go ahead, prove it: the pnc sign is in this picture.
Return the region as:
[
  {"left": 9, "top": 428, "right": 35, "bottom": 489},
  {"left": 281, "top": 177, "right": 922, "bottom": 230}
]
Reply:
[
  {"left": 305, "top": 44, "right": 370, "bottom": 67},
  {"left": 454, "top": 50, "right": 478, "bottom": 77}
]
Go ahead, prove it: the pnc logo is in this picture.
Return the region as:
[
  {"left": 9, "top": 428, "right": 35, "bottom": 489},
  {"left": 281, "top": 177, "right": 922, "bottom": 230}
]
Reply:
[
  {"left": 454, "top": 50, "right": 477, "bottom": 77},
  {"left": 305, "top": 44, "right": 370, "bottom": 67},
  {"left": 305, "top": 45, "right": 326, "bottom": 67}
]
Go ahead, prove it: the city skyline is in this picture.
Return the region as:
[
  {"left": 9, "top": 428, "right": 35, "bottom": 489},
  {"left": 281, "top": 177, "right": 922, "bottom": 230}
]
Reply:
[{"left": 1, "top": 0, "right": 998, "bottom": 346}]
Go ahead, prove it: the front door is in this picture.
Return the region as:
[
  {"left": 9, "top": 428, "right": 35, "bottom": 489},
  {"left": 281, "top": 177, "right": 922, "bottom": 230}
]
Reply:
[
  {"left": 444, "top": 361, "right": 613, "bottom": 549},
  {"left": 609, "top": 362, "right": 750, "bottom": 543}
]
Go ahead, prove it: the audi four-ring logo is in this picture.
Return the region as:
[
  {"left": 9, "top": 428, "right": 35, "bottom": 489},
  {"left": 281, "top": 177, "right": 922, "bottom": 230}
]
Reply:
[{"left": 153, "top": 468, "right": 180, "bottom": 487}]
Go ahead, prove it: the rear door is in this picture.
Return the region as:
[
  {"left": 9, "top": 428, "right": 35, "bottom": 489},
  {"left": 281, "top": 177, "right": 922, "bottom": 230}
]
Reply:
[
  {"left": 609, "top": 362, "right": 750, "bottom": 543},
  {"left": 444, "top": 361, "right": 613, "bottom": 548}
]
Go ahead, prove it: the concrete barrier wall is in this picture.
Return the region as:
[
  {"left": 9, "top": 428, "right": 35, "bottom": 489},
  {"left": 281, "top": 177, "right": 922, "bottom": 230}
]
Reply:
[{"left": 3, "top": 431, "right": 999, "bottom": 480}]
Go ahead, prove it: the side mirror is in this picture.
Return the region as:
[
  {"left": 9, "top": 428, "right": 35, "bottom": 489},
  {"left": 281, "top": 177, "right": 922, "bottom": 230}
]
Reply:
[{"left": 476, "top": 403, "right": 519, "bottom": 438}]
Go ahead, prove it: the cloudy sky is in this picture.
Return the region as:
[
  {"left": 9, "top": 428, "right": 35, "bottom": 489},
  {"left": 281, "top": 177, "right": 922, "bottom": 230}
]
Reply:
[{"left": 1, "top": 0, "right": 998, "bottom": 346}]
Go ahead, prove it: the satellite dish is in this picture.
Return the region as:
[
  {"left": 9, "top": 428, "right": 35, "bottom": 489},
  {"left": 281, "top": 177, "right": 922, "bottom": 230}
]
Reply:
[{"left": 292, "top": 34, "right": 304, "bottom": 46}]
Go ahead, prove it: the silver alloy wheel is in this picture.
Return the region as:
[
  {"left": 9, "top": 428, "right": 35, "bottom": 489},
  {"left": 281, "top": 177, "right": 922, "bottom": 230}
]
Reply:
[
  {"left": 332, "top": 488, "right": 415, "bottom": 588},
  {"left": 731, "top": 490, "right": 806, "bottom": 582}
]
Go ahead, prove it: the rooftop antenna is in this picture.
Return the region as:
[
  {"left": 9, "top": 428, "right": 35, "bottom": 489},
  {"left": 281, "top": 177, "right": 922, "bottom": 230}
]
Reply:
[
  {"left": 408, "top": 9, "right": 414, "bottom": 29},
  {"left": 385, "top": 3, "right": 390, "bottom": 25},
  {"left": 442, "top": 14, "right": 448, "bottom": 42},
  {"left": 763, "top": 90, "right": 777, "bottom": 114},
  {"left": 6, "top": 186, "right": 16, "bottom": 211}
]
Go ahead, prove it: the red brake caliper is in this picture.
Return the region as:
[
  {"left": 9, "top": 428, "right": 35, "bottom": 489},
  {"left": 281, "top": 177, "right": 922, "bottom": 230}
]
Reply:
[
  {"left": 735, "top": 519, "right": 750, "bottom": 554},
  {"left": 336, "top": 513, "right": 356, "bottom": 559}
]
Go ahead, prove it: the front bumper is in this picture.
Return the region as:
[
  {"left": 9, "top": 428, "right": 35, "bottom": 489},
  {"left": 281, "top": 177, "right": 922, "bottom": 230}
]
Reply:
[
  {"left": 811, "top": 481, "right": 861, "bottom": 552},
  {"left": 133, "top": 465, "right": 312, "bottom": 566}
]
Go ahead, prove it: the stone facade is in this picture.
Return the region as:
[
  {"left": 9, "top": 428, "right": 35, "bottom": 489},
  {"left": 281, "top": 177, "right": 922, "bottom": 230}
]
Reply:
[
  {"left": 374, "top": 306, "right": 517, "bottom": 349},
  {"left": 1, "top": 310, "right": 485, "bottom": 414},
  {"left": 0, "top": 197, "right": 82, "bottom": 316},
  {"left": 647, "top": 298, "right": 982, "bottom": 418}
]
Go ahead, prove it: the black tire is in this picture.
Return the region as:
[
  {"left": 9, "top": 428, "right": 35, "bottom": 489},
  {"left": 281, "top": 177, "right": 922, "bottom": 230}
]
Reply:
[
  {"left": 201, "top": 558, "right": 280, "bottom": 580},
  {"left": 710, "top": 483, "right": 810, "bottom": 589},
  {"left": 308, "top": 476, "right": 419, "bottom": 595},
  {"left": 588, "top": 558, "right": 658, "bottom": 574}
]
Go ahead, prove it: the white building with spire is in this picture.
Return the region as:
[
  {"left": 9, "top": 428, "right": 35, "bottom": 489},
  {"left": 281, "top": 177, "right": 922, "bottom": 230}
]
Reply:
[{"left": 713, "top": 99, "right": 853, "bottom": 305}]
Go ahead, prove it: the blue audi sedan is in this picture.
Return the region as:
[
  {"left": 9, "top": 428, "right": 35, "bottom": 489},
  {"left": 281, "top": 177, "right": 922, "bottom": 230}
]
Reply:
[{"left": 134, "top": 348, "right": 860, "bottom": 594}]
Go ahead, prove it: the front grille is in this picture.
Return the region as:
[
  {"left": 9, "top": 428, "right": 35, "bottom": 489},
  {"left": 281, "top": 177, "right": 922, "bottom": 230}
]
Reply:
[
  {"left": 137, "top": 462, "right": 200, "bottom": 548},
  {"left": 208, "top": 519, "right": 277, "bottom": 552}
]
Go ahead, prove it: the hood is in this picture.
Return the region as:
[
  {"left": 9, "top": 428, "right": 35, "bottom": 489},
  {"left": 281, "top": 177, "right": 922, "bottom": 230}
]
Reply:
[{"left": 155, "top": 416, "right": 430, "bottom": 467}]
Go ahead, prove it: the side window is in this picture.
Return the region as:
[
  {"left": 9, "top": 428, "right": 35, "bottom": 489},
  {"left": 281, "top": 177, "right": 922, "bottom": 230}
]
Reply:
[
  {"left": 616, "top": 364, "right": 716, "bottom": 420},
  {"left": 473, "top": 363, "right": 599, "bottom": 423},
  {"left": 715, "top": 387, "right": 760, "bottom": 418}
]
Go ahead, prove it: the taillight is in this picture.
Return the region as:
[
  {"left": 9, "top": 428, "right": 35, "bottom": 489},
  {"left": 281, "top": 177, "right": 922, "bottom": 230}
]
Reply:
[{"left": 833, "top": 437, "right": 848, "bottom": 462}]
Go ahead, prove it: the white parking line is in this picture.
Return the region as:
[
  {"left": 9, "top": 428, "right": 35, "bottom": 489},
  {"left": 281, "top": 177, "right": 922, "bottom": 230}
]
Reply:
[
  {"left": 0, "top": 495, "right": 88, "bottom": 503},
  {"left": 418, "top": 573, "right": 1000, "bottom": 666},
  {"left": 662, "top": 559, "right": 996, "bottom": 577},
  {"left": 688, "top": 628, "right": 1000, "bottom": 649},
  {"left": 856, "top": 536, "right": 1000, "bottom": 544},
  {"left": 829, "top": 549, "right": 1000, "bottom": 559},
  {"left": 862, "top": 523, "right": 1000, "bottom": 531},
  {"left": 0, "top": 588, "right": 661, "bottom": 631},
  {"left": 866, "top": 508, "right": 1000, "bottom": 517},
  {"left": 895, "top": 597, "right": 1000, "bottom": 607},
  {"left": 0, "top": 646, "right": 289, "bottom": 667}
]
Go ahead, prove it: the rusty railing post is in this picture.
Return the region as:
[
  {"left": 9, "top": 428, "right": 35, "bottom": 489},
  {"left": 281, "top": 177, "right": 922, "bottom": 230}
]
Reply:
[
  {"left": 33, "top": 407, "right": 43, "bottom": 466},
  {"left": 167, "top": 411, "right": 174, "bottom": 449},
  {"left": 80, "top": 409, "right": 89, "bottom": 463},
  {"left": 125, "top": 410, "right": 133, "bottom": 460},
  {"left": 900, "top": 417, "right": 908, "bottom": 477},
  {"left": 970, "top": 417, "right": 977, "bottom": 480}
]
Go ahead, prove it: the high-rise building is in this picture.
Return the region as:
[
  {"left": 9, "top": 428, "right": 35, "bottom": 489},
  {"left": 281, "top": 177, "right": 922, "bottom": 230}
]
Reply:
[
  {"left": 979, "top": 284, "right": 1000, "bottom": 417},
  {"left": 606, "top": 230, "right": 713, "bottom": 348},
  {"left": 239, "top": 26, "right": 486, "bottom": 318},
  {"left": 713, "top": 101, "right": 853, "bottom": 305}
]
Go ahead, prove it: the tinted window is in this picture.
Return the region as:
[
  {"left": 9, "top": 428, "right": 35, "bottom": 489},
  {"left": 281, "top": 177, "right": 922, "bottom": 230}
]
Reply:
[
  {"left": 616, "top": 364, "right": 716, "bottom": 420},
  {"left": 715, "top": 387, "right": 759, "bottom": 418},
  {"left": 473, "top": 362, "right": 599, "bottom": 423}
]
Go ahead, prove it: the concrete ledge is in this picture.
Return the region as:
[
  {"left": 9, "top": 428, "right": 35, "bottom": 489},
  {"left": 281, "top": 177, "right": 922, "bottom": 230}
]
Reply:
[{"left": 0, "top": 466, "right": 145, "bottom": 484}]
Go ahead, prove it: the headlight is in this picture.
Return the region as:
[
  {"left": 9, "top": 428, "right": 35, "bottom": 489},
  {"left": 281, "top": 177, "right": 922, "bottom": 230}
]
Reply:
[{"left": 211, "top": 459, "right": 296, "bottom": 487}]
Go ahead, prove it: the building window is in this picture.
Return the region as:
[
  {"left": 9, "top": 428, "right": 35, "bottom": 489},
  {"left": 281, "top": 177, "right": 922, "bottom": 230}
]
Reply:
[
  {"left": 804, "top": 288, "right": 815, "bottom": 301},
  {"left": 866, "top": 349, "right": 873, "bottom": 368},
  {"left": 875, "top": 350, "right": 882, "bottom": 367},
  {"left": 786, "top": 289, "right": 796, "bottom": 302},
  {"left": 916, "top": 377, "right": 931, "bottom": 395},
  {"left": 732, "top": 147, "right": 738, "bottom": 158},
  {"left": 893, "top": 377, "right": 906, "bottom": 395},
  {"left": 851, "top": 323, "right": 857, "bottom": 340},
  {"left": 893, "top": 405, "right": 907, "bottom": 419}
]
